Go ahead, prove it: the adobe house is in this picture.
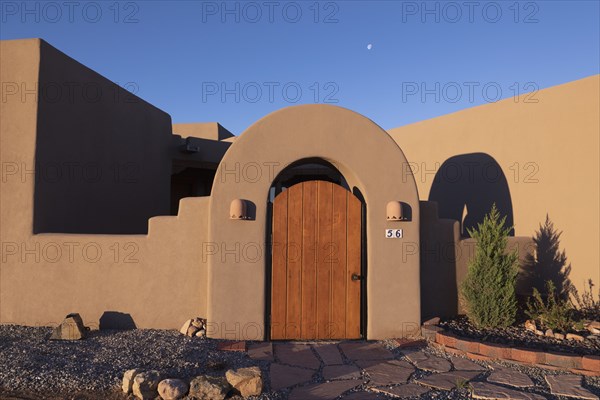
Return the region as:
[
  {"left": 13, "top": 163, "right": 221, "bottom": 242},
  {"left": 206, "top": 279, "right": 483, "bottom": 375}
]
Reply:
[{"left": 1, "top": 39, "right": 598, "bottom": 341}]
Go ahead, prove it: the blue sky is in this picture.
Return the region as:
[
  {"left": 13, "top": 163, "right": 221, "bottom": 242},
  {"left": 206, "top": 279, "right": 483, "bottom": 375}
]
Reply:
[{"left": 1, "top": 0, "right": 599, "bottom": 134}]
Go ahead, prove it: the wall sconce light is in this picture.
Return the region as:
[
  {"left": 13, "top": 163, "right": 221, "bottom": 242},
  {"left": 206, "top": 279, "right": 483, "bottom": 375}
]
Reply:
[
  {"left": 230, "top": 199, "right": 248, "bottom": 220},
  {"left": 386, "top": 201, "right": 404, "bottom": 221}
]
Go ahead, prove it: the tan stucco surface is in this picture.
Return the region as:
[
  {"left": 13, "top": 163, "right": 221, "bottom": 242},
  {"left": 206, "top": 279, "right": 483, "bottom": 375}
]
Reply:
[
  {"left": 207, "top": 105, "right": 421, "bottom": 340},
  {"left": 173, "top": 122, "right": 234, "bottom": 141},
  {"left": 1, "top": 39, "right": 209, "bottom": 329},
  {"left": 389, "top": 75, "right": 600, "bottom": 293}
]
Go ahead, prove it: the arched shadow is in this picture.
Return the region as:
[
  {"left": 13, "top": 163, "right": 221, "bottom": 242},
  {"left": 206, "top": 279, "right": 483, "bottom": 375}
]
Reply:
[{"left": 429, "top": 153, "right": 514, "bottom": 237}]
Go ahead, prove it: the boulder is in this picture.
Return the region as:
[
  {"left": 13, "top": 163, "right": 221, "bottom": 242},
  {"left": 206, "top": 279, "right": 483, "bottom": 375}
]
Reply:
[
  {"left": 585, "top": 320, "right": 600, "bottom": 334},
  {"left": 187, "top": 325, "right": 199, "bottom": 337},
  {"left": 132, "top": 370, "right": 161, "bottom": 400},
  {"left": 180, "top": 319, "right": 192, "bottom": 335},
  {"left": 189, "top": 375, "right": 231, "bottom": 400},
  {"left": 49, "top": 313, "right": 88, "bottom": 340},
  {"left": 545, "top": 329, "right": 554, "bottom": 337},
  {"left": 191, "top": 317, "right": 205, "bottom": 329},
  {"left": 195, "top": 329, "right": 206, "bottom": 338},
  {"left": 566, "top": 333, "right": 584, "bottom": 342},
  {"left": 226, "top": 366, "right": 263, "bottom": 398},
  {"left": 158, "top": 378, "right": 189, "bottom": 400},
  {"left": 122, "top": 369, "right": 142, "bottom": 394},
  {"left": 554, "top": 332, "right": 566, "bottom": 340},
  {"left": 524, "top": 320, "right": 536, "bottom": 332}
]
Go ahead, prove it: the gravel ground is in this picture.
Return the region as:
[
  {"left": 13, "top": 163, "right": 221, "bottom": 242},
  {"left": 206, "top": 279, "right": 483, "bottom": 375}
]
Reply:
[
  {"left": 1, "top": 325, "right": 599, "bottom": 400},
  {"left": 439, "top": 316, "right": 600, "bottom": 356},
  {"left": 0, "top": 325, "right": 259, "bottom": 400}
]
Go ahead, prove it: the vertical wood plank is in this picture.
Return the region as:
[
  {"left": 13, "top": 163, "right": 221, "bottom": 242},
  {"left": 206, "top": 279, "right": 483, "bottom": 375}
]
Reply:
[
  {"left": 271, "top": 190, "right": 288, "bottom": 340},
  {"left": 346, "top": 194, "right": 362, "bottom": 339},
  {"left": 316, "top": 181, "right": 333, "bottom": 339},
  {"left": 286, "top": 184, "right": 303, "bottom": 339},
  {"left": 331, "top": 186, "right": 348, "bottom": 339},
  {"left": 301, "top": 181, "right": 318, "bottom": 339}
]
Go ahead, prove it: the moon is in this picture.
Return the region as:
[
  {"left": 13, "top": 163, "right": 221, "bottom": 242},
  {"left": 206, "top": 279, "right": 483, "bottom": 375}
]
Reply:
[{"left": 367, "top": 44, "right": 373, "bottom": 50}]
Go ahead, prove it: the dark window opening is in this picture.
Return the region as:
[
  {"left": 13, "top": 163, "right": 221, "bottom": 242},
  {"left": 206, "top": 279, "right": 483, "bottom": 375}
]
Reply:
[{"left": 170, "top": 164, "right": 215, "bottom": 215}]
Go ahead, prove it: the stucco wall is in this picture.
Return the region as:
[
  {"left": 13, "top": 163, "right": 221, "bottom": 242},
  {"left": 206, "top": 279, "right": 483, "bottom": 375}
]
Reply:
[
  {"left": 390, "top": 75, "right": 600, "bottom": 294},
  {"left": 207, "top": 105, "right": 421, "bottom": 340},
  {"left": 33, "top": 40, "right": 172, "bottom": 234},
  {"left": 1, "top": 39, "right": 209, "bottom": 329}
]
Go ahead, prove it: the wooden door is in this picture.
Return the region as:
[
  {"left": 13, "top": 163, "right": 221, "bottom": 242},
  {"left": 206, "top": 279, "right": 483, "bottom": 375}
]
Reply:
[{"left": 271, "top": 180, "right": 362, "bottom": 340}]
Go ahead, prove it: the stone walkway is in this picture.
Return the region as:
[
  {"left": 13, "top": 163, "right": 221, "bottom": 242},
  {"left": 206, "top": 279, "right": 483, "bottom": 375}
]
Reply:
[{"left": 245, "top": 340, "right": 600, "bottom": 399}]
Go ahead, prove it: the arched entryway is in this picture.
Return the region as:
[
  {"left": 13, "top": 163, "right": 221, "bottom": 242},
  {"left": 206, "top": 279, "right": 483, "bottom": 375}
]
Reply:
[
  {"left": 207, "top": 104, "right": 420, "bottom": 341},
  {"left": 269, "top": 180, "right": 363, "bottom": 340}
]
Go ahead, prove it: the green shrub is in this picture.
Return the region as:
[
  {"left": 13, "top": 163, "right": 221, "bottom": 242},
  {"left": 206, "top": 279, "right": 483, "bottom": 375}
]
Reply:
[
  {"left": 526, "top": 280, "right": 575, "bottom": 332},
  {"left": 571, "top": 279, "right": 600, "bottom": 321},
  {"left": 460, "top": 204, "right": 519, "bottom": 328}
]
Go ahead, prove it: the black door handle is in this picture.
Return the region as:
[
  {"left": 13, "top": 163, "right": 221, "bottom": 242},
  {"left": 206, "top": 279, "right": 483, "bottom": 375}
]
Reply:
[{"left": 351, "top": 274, "right": 362, "bottom": 281}]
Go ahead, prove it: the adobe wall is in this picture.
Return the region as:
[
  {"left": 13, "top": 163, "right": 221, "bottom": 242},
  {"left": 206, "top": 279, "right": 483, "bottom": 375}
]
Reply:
[
  {"left": 390, "top": 75, "right": 600, "bottom": 294},
  {"left": 207, "top": 105, "right": 422, "bottom": 340},
  {"left": 32, "top": 40, "right": 173, "bottom": 234},
  {"left": 0, "top": 39, "right": 209, "bottom": 329}
]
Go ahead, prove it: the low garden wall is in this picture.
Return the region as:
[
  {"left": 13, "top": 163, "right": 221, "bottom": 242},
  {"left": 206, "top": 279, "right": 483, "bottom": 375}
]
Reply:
[{"left": 422, "top": 325, "right": 600, "bottom": 377}]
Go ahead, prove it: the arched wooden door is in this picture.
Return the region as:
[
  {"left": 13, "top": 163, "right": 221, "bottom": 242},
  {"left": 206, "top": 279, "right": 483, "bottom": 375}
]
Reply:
[{"left": 270, "top": 180, "right": 362, "bottom": 340}]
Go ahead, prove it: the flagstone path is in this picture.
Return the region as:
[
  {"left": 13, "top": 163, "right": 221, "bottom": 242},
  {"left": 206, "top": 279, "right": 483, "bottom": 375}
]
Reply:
[{"left": 245, "top": 341, "right": 600, "bottom": 399}]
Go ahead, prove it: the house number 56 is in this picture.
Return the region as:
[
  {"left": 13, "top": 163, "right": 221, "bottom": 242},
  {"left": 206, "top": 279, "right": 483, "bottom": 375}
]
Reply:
[{"left": 385, "top": 229, "right": 403, "bottom": 239}]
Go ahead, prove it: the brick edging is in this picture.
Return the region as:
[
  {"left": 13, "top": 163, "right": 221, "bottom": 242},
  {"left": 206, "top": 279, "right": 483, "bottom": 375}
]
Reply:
[{"left": 422, "top": 325, "right": 600, "bottom": 376}]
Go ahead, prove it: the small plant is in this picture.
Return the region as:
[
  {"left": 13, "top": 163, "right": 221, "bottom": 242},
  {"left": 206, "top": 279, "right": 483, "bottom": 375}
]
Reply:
[
  {"left": 571, "top": 279, "right": 600, "bottom": 321},
  {"left": 460, "top": 204, "right": 519, "bottom": 328},
  {"left": 526, "top": 280, "right": 575, "bottom": 332}
]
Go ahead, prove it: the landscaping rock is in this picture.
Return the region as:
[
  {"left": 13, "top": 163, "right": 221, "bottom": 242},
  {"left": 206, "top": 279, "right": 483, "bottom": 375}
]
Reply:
[
  {"left": 545, "top": 375, "right": 599, "bottom": 400},
  {"left": 534, "top": 329, "right": 544, "bottom": 336},
  {"left": 189, "top": 375, "right": 231, "bottom": 400},
  {"left": 415, "top": 370, "right": 481, "bottom": 391},
  {"left": 404, "top": 351, "right": 452, "bottom": 372},
  {"left": 313, "top": 343, "right": 343, "bottom": 365},
  {"left": 450, "top": 356, "right": 486, "bottom": 371},
  {"left": 524, "top": 320, "right": 537, "bottom": 332},
  {"left": 554, "top": 332, "right": 566, "bottom": 340},
  {"left": 180, "top": 317, "right": 206, "bottom": 337},
  {"left": 158, "top": 378, "right": 188, "bottom": 400},
  {"left": 226, "top": 366, "right": 262, "bottom": 398},
  {"left": 247, "top": 342, "right": 274, "bottom": 362},
  {"left": 567, "top": 333, "right": 585, "bottom": 342},
  {"left": 357, "top": 359, "right": 414, "bottom": 386},
  {"left": 545, "top": 329, "right": 554, "bottom": 337},
  {"left": 191, "top": 317, "right": 205, "bottom": 329},
  {"left": 322, "top": 365, "right": 361, "bottom": 380},
  {"left": 132, "top": 370, "right": 161, "bottom": 400},
  {"left": 487, "top": 368, "right": 534, "bottom": 388},
  {"left": 288, "top": 380, "right": 361, "bottom": 400},
  {"left": 471, "top": 382, "right": 547, "bottom": 400},
  {"left": 275, "top": 343, "right": 320, "bottom": 369},
  {"left": 372, "top": 383, "right": 430, "bottom": 397},
  {"left": 187, "top": 325, "right": 199, "bottom": 337},
  {"left": 122, "top": 369, "right": 142, "bottom": 394},
  {"left": 339, "top": 342, "right": 394, "bottom": 361},
  {"left": 179, "top": 319, "right": 192, "bottom": 335},
  {"left": 585, "top": 320, "right": 600, "bottom": 334},
  {"left": 423, "top": 317, "right": 441, "bottom": 325},
  {"left": 270, "top": 363, "right": 314, "bottom": 390},
  {"left": 49, "top": 313, "right": 87, "bottom": 340}
]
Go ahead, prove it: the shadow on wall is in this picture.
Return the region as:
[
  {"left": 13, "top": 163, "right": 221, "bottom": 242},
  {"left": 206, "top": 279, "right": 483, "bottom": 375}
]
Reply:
[
  {"left": 429, "top": 153, "right": 514, "bottom": 237},
  {"left": 520, "top": 215, "right": 573, "bottom": 299},
  {"left": 99, "top": 311, "right": 137, "bottom": 330}
]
